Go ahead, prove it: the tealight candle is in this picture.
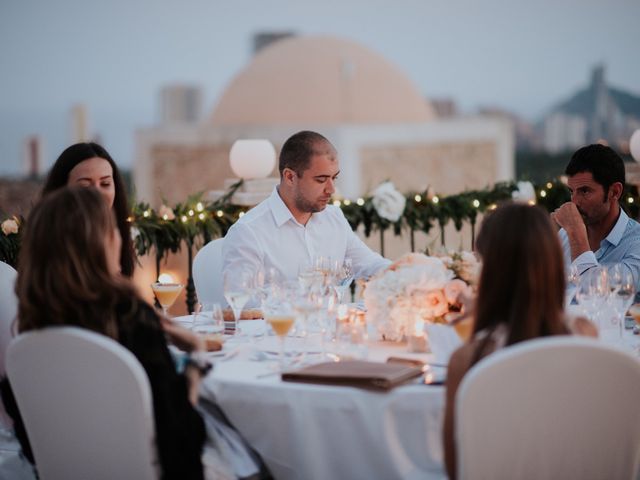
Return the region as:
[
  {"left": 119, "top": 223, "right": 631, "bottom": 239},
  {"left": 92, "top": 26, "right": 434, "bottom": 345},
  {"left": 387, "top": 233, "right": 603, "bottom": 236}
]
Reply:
[{"left": 408, "top": 318, "right": 428, "bottom": 353}]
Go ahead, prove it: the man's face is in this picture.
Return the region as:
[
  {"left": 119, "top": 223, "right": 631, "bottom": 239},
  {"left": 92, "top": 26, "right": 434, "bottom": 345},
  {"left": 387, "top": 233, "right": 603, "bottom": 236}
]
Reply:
[
  {"left": 567, "top": 172, "right": 613, "bottom": 225},
  {"left": 292, "top": 145, "right": 340, "bottom": 214}
]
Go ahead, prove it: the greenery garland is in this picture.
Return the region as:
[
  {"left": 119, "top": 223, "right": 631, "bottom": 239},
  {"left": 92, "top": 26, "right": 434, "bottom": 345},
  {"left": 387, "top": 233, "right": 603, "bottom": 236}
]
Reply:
[{"left": 1, "top": 178, "right": 639, "bottom": 269}]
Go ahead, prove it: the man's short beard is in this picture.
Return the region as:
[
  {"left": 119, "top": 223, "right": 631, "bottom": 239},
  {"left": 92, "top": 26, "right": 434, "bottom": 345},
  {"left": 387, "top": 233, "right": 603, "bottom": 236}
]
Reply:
[{"left": 294, "top": 192, "right": 323, "bottom": 214}]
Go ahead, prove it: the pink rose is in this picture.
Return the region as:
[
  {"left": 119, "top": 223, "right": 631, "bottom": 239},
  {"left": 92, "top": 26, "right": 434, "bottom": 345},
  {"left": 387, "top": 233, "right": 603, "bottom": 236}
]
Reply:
[
  {"left": 422, "top": 290, "right": 449, "bottom": 318},
  {"left": 444, "top": 279, "right": 468, "bottom": 305}
]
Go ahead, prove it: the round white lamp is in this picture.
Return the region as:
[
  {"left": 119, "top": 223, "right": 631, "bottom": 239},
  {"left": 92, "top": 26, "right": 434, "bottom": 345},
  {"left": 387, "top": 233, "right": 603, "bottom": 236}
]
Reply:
[
  {"left": 229, "top": 139, "right": 276, "bottom": 179},
  {"left": 630, "top": 129, "right": 640, "bottom": 162}
]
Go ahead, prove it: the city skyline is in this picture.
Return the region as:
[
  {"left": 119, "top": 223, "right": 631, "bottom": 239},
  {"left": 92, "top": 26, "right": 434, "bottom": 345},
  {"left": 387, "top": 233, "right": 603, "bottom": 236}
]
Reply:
[{"left": 1, "top": 0, "right": 639, "bottom": 175}]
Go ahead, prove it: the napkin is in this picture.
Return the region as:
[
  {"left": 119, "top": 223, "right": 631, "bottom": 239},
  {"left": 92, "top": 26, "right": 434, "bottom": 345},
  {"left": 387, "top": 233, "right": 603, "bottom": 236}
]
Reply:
[
  {"left": 281, "top": 360, "right": 423, "bottom": 391},
  {"left": 424, "top": 323, "right": 463, "bottom": 364}
]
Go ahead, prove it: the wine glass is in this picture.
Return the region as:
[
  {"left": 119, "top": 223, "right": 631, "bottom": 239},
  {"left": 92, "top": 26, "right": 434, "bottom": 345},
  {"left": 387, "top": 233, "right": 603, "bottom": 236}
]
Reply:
[
  {"left": 263, "top": 295, "right": 296, "bottom": 369},
  {"left": 223, "top": 270, "right": 252, "bottom": 336},
  {"left": 565, "top": 264, "right": 580, "bottom": 306},
  {"left": 607, "top": 264, "right": 635, "bottom": 337},
  {"left": 333, "top": 259, "right": 354, "bottom": 304},
  {"left": 151, "top": 282, "right": 183, "bottom": 317}
]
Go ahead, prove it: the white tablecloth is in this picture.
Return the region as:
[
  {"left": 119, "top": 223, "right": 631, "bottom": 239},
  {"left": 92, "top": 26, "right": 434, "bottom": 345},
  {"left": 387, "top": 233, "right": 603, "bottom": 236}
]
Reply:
[{"left": 197, "top": 327, "right": 447, "bottom": 480}]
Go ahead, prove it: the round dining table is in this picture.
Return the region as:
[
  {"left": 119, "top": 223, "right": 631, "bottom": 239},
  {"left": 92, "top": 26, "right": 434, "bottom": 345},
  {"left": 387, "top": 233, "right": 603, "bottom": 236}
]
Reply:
[{"left": 183, "top": 317, "right": 448, "bottom": 480}]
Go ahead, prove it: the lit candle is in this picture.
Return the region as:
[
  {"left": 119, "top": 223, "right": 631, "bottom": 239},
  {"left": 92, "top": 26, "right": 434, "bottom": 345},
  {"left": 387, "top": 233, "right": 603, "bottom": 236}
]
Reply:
[{"left": 408, "top": 318, "right": 428, "bottom": 353}]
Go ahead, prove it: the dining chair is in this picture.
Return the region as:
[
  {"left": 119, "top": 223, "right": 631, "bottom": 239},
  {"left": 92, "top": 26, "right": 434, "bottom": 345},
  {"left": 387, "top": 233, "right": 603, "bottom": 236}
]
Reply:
[
  {"left": 455, "top": 336, "right": 640, "bottom": 480},
  {"left": 193, "top": 237, "right": 225, "bottom": 305},
  {"left": 6, "top": 327, "right": 159, "bottom": 480},
  {"left": 0, "top": 261, "right": 18, "bottom": 429}
]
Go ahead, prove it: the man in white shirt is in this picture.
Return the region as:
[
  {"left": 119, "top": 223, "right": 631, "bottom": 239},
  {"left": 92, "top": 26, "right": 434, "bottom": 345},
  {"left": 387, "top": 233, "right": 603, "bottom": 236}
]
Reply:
[
  {"left": 551, "top": 144, "right": 640, "bottom": 290},
  {"left": 222, "top": 130, "right": 390, "bottom": 289}
]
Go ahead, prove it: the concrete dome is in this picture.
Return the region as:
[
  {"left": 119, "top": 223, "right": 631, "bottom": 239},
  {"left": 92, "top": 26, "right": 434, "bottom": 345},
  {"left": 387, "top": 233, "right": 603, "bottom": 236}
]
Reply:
[{"left": 211, "top": 35, "right": 436, "bottom": 126}]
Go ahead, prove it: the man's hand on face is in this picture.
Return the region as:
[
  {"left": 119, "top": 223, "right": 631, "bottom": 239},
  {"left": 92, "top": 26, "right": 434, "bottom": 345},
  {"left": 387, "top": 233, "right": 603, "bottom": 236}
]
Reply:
[{"left": 551, "top": 202, "right": 585, "bottom": 234}]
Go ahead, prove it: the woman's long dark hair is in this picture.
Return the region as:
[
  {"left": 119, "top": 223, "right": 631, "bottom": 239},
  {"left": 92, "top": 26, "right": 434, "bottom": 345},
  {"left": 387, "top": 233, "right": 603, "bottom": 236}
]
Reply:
[
  {"left": 42, "top": 142, "right": 134, "bottom": 277},
  {"left": 16, "top": 187, "right": 139, "bottom": 339},
  {"left": 471, "top": 203, "right": 569, "bottom": 363}
]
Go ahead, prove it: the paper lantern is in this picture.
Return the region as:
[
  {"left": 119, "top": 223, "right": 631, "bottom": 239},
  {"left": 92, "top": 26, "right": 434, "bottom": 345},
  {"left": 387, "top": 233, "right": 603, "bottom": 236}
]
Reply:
[
  {"left": 229, "top": 139, "right": 276, "bottom": 179},
  {"left": 630, "top": 130, "right": 640, "bottom": 162}
]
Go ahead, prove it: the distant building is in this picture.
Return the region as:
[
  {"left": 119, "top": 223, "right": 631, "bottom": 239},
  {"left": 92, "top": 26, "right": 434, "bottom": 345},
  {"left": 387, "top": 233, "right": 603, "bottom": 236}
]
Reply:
[
  {"left": 430, "top": 98, "right": 458, "bottom": 118},
  {"left": 134, "top": 35, "right": 514, "bottom": 257},
  {"left": 159, "top": 85, "right": 203, "bottom": 125},
  {"left": 478, "top": 106, "right": 541, "bottom": 151},
  {"left": 253, "top": 31, "right": 296, "bottom": 54},
  {"left": 542, "top": 64, "right": 640, "bottom": 153}
]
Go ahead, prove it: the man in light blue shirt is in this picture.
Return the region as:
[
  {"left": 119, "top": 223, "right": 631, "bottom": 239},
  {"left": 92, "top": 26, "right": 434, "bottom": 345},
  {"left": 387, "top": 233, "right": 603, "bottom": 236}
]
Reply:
[{"left": 551, "top": 144, "right": 640, "bottom": 291}]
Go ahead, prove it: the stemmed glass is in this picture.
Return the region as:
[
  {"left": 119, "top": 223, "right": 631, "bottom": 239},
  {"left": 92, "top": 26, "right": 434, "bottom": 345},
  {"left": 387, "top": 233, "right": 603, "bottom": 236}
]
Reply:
[
  {"left": 263, "top": 287, "right": 296, "bottom": 369},
  {"left": 333, "top": 259, "right": 354, "bottom": 304},
  {"left": 575, "top": 267, "right": 608, "bottom": 321},
  {"left": 223, "top": 270, "right": 252, "bottom": 336},
  {"left": 607, "top": 263, "right": 635, "bottom": 337},
  {"left": 151, "top": 282, "right": 183, "bottom": 317},
  {"left": 565, "top": 264, "right": 580, "bottom": 307}
]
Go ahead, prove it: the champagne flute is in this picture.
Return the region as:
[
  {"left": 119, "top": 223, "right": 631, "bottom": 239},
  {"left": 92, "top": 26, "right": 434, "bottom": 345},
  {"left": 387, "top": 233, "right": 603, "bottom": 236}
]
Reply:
[
  {"left": 608, "top": 264, "right": 635, "bottom": 337},
  {"left": 223, "top": 270, "right": 252, "bottom": 336},
  {"left": 151, "top": 282, "right": 183, "bottom": 317}
]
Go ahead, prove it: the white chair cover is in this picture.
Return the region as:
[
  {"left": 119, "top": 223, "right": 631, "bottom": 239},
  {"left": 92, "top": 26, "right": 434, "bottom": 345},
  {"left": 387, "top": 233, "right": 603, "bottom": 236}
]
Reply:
[
  {"left": 6, "top": 327, "right": 159, "bottom": 480},
  {"left": 0, "top": 261, "right": 18, "bottom": 429},
  {"left": 193, "top": 237, "right": 225, "bottom": 305},
  {"left": 456, "top": 336, "right": 640, "bottom": 480}
]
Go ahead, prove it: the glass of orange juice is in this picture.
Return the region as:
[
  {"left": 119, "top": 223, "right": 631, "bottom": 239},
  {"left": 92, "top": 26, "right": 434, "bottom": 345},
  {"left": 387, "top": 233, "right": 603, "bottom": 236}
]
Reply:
[
  {"left": 264, "top": 298, "right": 296, "bottom": 368},
  {"left": 151, "top": 282, "right": 183, "bottom": 317}
]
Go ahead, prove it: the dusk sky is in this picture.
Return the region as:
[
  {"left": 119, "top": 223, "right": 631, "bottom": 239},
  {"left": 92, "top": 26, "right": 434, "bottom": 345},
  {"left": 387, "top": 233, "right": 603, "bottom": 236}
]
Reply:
[{"left": 1, "top": 0, "right": 639, "bottom": 175}]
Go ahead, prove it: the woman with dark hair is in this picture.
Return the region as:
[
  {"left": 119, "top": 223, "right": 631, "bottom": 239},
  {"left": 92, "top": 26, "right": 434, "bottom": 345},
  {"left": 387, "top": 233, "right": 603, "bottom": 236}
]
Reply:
[
  {"left": 0, "top": 187, "right": 233, "bottom": 479},
  {"left": 42, "top": 142, "right": 135, "bottom": 276},
  {"left": 443, "top": 202, "right": 596, "bottom": 480}
]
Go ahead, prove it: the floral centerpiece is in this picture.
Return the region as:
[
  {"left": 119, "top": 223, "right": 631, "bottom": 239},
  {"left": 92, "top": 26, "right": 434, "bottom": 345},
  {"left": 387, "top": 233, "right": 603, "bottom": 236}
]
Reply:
[{"left": 364, "top": 251, "right": 479, "bottom": 341}]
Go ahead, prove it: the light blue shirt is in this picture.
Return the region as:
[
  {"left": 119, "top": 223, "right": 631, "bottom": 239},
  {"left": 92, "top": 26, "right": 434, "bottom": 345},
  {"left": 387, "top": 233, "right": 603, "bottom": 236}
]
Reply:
[{"left": 559, "top": 208, "right": 640, "bottom": 291}]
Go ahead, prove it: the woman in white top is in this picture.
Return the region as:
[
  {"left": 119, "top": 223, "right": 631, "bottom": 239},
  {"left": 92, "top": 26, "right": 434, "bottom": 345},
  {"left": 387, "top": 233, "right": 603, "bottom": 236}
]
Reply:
[{"left": 443, "top": 202, "right": 596, "bottom": 480}]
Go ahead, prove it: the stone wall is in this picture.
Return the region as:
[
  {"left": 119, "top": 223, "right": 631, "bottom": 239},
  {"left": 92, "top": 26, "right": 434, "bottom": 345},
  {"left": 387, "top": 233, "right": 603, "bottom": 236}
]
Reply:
[
  {"left": 360, "top": 141, "right": 498, "bottom": 194},
  {"left": 0, "top": 178, "right": 42, "bottom": 217},
  {"left": 149, "top": 144, "right": 235, "bottom": 206}
]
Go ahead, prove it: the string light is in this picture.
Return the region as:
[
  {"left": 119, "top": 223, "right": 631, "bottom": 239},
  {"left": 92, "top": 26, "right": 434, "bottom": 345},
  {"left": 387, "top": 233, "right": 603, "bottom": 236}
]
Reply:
[
  {"left": 356, "top": 198, "right": 365, "bottom": 206},
  {"left": 216, "top": 210, "right": 224, "bottom": 217},
  {"left": 432, "top": 196, "right": 440, "bottom": 204},
  {"left": 343, "top": 199, "right": 351, "bottom": 206},
  {"left": 472, "top": 199, "right": 480, "bottom": 208},
  {"left": 333, "top": 200, "right": 341, "bottom": 207},
  {"left": 489, "top": 204, "right": 498, "bottom": 210},
  {"left": 414, "top": 194, "right": 422, "bottom": 202},
  {"left": 628, "top": 197, "right": 634, "bottom": 204},
  {"left": 162, "top": 214, "right": 169, "bottom": 220},
  {"left": 126, "top": 216, "right": 133, "bottom": 223},
  {"left": 188, "top": 209, "right": 195, "bottom": 217},
  {"left": 198, "top": 213, "right": 205, "bottom": 220},
  {"left": 540, "top": 190, "right": 547, "bottom": 198},
  {"left": 238, "top": 211, "right": 245, "bottom": 218},
  {"left": 196, "top": 202, "right": 204, "bottom": 212},
  {"left": 528, "top": 200, "right": 536, "bottom": 206},
  {"left": 546, "top": 182, "right": 553, "bottom": 189},
  {"left": 181, "top": 215, "right": 188, "bottom": 223}
]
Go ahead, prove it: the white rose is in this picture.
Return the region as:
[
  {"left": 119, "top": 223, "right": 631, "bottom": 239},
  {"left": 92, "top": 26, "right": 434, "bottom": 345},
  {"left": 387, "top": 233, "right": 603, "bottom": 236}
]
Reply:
[
  {"left": 1, "top": 219, "right": 19, "bottom": 235},
  {"left": 371, "top": 181, "right": 406, "bottom": 222},
  {"left": 511, "top": 181, "right": 536, "bottom": 203}
]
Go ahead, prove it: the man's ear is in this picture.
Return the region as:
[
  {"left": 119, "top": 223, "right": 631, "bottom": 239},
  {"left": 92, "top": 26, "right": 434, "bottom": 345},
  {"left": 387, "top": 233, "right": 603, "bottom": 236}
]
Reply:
[
  {"left": 609, "top": 181, "right": 623, "bottom": 201},
  {"left": 282, "top": 168, "right": 296, "bottom": 185}
]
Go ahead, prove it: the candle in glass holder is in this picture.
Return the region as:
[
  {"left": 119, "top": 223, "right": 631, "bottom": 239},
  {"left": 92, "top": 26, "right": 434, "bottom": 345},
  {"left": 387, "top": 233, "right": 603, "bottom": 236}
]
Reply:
[{"left": 408, "top": 318, "right": 428, "bottom": 353}]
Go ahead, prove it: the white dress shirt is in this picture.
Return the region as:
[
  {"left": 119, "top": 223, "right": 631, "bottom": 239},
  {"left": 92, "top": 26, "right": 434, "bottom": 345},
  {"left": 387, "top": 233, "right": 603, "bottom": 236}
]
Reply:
[
  {"left": 222, "top": 188, "right": 390, "bottom": 287},
  {"left": 559, "top": 207, "right": 640, "bottom": 290}
]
